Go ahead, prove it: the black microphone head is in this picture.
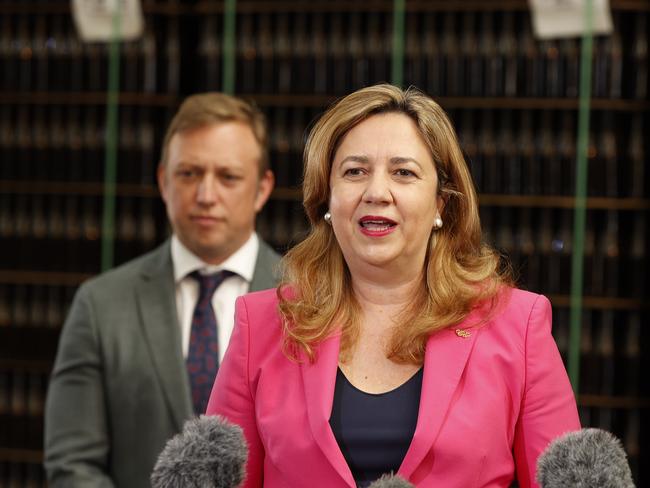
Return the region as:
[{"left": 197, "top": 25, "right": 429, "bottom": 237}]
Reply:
[
  {"left": 368, "top": 473, "right": 415, "bottom": 488},
  {"left": 536, "top": 428, "right": 635, "bottom": 488},
  {"left": 151, "top": 415, "right": 248, "bottom": 488}
]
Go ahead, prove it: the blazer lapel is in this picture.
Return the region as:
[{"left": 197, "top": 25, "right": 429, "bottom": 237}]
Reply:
[
  {"left": 136, "top": 242, "right": 193, "bottom": 431},
  {"left": 300, "top": 333, "right": 356, "bottom": 487},
  {"left": 399, "top": 318, "right": 481, "bottom": 481}
]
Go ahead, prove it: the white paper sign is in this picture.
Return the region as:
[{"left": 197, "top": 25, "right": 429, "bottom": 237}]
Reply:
[
  {"left": 72, "top": 0, "right": 144, "bottom": 42},
  {"left": 529, "top": 0, "right": 613, "bottom": 39}
]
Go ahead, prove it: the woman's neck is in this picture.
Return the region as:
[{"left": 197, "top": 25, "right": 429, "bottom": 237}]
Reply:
[{"left": 351, "top": 271, "right": 422, "bottom": 314}]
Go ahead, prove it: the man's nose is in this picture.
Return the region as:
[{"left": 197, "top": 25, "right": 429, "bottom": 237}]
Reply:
[{"left": 196, "top": 175, "right": 218, "bottom": 205}]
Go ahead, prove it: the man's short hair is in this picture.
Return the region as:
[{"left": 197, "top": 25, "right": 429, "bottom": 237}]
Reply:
[{"left": 160, "top": 93, "right": 269, "bottom": 175}]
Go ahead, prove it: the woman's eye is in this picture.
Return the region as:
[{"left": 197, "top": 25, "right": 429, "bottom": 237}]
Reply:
[
  {"left": 395, "top": 168, "right": 415, "bottom": 177},
  {"left": 344, "top": 168, "right": 364, "bottom": 176}
]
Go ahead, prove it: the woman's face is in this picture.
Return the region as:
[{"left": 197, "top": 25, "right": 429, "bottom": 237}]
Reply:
[{"left": 328, "top": 112, "right": 443, "bottom": 277}]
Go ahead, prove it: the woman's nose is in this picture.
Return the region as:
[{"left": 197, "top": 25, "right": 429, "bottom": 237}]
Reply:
[{"left": 362, "top": 173, "right": 393, "bottom": 204}]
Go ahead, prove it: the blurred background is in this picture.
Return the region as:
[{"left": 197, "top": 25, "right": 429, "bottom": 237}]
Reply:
[{"left": 0, "top": 0, "right": 647, "bottom": 486}]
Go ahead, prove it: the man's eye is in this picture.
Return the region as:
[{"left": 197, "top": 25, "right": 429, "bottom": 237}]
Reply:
[
  {"left": 177, "top": 169, "right": 198, "bottom": 179},
  {"left": 222, "top": 173, "right": 242, "bottom": 182}
]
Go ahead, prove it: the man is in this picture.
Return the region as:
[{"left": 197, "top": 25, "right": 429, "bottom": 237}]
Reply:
[{"left": 44, "top": 93, "right": 280, "bottom": 487}]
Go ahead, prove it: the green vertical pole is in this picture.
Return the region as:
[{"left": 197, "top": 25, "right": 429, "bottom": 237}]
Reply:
[
  {"left": 568, "top": 0, "right": 595, "bottom": 393},
  {"left": 222, "top": 0, "right": 237, "bottom": 94},
  {"left": 101, "top": 4, "right": 122, "bottom": 272},
  {"left": 391, "top": 0, "right": 406, "bottom": 87}
]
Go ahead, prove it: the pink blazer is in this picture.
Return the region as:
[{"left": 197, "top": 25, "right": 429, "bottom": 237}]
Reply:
[{"left": 206, "top": 287, "right": 580, "bottom": 487}]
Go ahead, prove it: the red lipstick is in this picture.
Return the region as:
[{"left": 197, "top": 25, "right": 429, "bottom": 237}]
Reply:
[{"left": 358, "top": 215, "right": 397, "bottom": 237}]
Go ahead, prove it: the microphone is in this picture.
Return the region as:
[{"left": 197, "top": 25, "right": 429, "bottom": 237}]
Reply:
[
  {"left": 368, "top": 474, "right": 415, "bottom": 487},
  {"left": 536, "top": 428, "right": 635, "bottom": 488},
  {"left": 151, "top": 415, "right": 248, "bottom": 488}
]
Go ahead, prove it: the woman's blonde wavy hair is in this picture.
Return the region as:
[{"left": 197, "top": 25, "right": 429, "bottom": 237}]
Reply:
[{"left": 278, "top": 84, "right": 511, "bottom": 364}]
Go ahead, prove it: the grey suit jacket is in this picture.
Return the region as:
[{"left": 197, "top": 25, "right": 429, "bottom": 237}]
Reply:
[{"left": 44, "top": 239, "right": 280, "bottom": 488}]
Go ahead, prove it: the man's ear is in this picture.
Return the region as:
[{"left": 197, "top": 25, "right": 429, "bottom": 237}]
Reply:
[
  {"left": 157, "top": 163, "right": 168, "bottom": 202},
  {"left": 254, "top": 169, "right": 275, "bottom": 212}
]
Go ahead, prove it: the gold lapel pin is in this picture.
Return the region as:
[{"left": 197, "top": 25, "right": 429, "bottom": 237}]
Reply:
[{"left": 455, "top": 329, "right": 471, "bottom": 338}]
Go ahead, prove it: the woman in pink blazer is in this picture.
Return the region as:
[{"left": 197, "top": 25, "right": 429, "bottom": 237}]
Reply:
[{"left": 207, "top": 84, "right": 579, "bottom": 487}]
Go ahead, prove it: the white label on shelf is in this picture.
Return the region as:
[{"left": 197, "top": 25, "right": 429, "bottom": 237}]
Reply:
[
  {"left": 72, "top": 0, "right": 144, "bottom": 42},
  {"left": 529, "top": 0, "right": 613, "bottom": 39}
]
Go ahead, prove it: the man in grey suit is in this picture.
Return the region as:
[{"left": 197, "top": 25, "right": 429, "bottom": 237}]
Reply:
[{"left": 44, "top": 93, "right": 281, "bottom": 487}]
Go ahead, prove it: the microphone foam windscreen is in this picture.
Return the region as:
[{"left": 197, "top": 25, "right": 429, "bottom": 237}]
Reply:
[
  {"left": 536, "top": 428, "right": 635, "bottom": 488},
  {"left": 368, "top": 473, "right": 415, "bottom": 487},
  {"left": 151, "top": 415, "right": 248, "bottom": 488}
]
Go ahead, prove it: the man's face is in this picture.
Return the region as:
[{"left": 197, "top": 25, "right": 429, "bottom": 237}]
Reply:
[{"left": 158, "top": 122, "right": 274, "bottom": 264}]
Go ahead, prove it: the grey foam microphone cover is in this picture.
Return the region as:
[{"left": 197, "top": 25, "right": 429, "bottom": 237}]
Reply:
[
  {"left": 151, "top": 415, "right": 248, "bottom": 488},
  {"left": 368, "top": 473, "right": 415, "bottom": 487},
  {"left": 536, "top": 428, "right": 635, "bottom": 488}
]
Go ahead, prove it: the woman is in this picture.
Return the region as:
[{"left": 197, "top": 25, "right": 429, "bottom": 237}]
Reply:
[{"left": 206, "top": 84, "right": 579, "bottom": 487}]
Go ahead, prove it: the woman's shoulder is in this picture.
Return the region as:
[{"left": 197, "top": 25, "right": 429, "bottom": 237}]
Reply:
[{"left": 492, "top": 286, "right": 551, "bottom": 320}]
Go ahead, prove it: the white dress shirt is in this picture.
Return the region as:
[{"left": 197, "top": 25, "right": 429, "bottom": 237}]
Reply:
[{"left": 171, "top": 233, "right": 259, "bottom": 362}]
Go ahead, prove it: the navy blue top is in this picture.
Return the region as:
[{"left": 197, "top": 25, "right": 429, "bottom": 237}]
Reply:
[{"left": 329, "top": 367, "right": 423, "bottom": 488}]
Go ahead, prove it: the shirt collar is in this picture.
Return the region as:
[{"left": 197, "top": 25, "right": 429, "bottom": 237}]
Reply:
[{"left": 171, "top": 233, "right": 259, "bottom": 283}]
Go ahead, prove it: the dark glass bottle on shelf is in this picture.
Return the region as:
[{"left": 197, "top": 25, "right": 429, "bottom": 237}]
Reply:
[
  {"left": 0, "top": 194, "right": 14, "bottom": 270},
  {"left": 579, "top": 309, "right": 597, "bottom": 395},
  {"left": 348, "top": 12, "right": 367, "bottom": 91},
  {"left": 312, "top": 14, "right": 327, "bottom": 94},
  {"left": 32, "top": 106, "right": 49, "bottom": 181},
  {"left": 116, "top": 197, "right": 137, "bottom": 265},
  {"left": 539, "top": 111, "right": 558, "bottom": 195},
  {"left": 461, "top": 12, "right": 480, "bottom": 97},
  {"left": 66, "top": 107, "right": 83, "bottom": 183},
  {"left": 499, "top": 12, "right": 517, "bottom": 97},
  {"left": 237, "top": 14, "right": 255, "bottom": 93},
  {"left": 164, "top": 17, "right": 180, "bottom": 94},
  {"left": 601, "top": 210, "right": 620, "bottom": 297},
  {"left": 17, "top": 15, "right": 32, "bottom": 92},
  {"left": 498, "top": 110, "right": 519, "bottom": 195},
  {"left": 329, "top": 13, "right": 348, "bottom": 95},
  {"left": 558, "top": 112, "right": 576, "bottom": 196},
  {"left": 46, "top": 194, "right": 65, "bottom": 272},
  {"left": 200, "top": 15, "right": 221, "bottom": 92},
  {"left": 136, "top": 108, "right": 155, "bottom": 186},
  {"left": 82, "top": 195, "right": 101, "bottom": 274},
  {"left": 14, "top": 195, "right": 30, "bottom": 271},
  {"left": 367, "top": 11, "right": 388, "bottom": 86},
  {"left": 442, "top": 12, "right": 460, "bottom": 97},
  {"left": 275, "top": 12, "right": 292, "bottom": 94},
  {"left": 30, "top": 194, "right": 48, "bottom": 271},
  {"left": 560, "top": 37, "right": 579, "bottom": 98},
  {"left": 0, "top": 105, "right": 13, "bottom": 180},
  {"left": 0, "top": 14, "right": 14, "bottom": 91},
  {"left": 422, "top": 13, "right": 443, "bottom": 97},
  {"left": 478, "top": 111, "right": 498, "bottom": 193},
  {"left": 293, "top": 13, "right": 314, "bottom": 94},
  {"left": 63, "top": 194, "right": 81, "bottom": 272},
  {"left": 16, "top": 106, "right": 32, "bottom": 181},
  {"left": 627, "top": 115, "right": 644, "bottom": 198},
  {"left": 32, "top": 15, "right": 49, "bottom": 93},
  {"left": 257, "top": 13, "right": 274, "bottom": 94},
  {"left": 142, "top": 25, "right": 157, "bottom": 93},
  {"left": 631, "top": 13, "right": 648, "bottom": 99},
  {"left": 618, "top": 312, "right": 641, "bottom": 396},
  {"left": 404, "top": 13, "right": 422, "bottom": 89},
  {"left": 625, "top": 214, "right": 646, "bottom": 299},
  {"left": 480, "top": 13, "right": 499, "bottom": 97}
]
